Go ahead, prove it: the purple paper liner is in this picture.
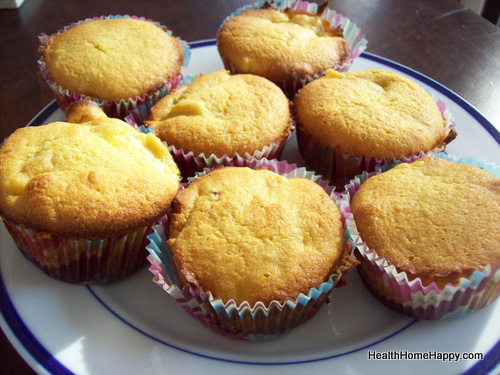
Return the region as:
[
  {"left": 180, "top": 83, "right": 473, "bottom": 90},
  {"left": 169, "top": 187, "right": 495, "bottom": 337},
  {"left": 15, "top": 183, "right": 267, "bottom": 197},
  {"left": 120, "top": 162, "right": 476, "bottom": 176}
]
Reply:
[
  {"left": 344, "top": 153, "right": 500, "bottom": 319},
  {"left": 2, "top": 217, "right": 153, "bottom": 284},
  {"left": 296, "top": 95, "right": 457, "bottom": 190},
  {"left": 38, "top": 15, "right": 191, "bottom": 120},
  {"left": 216, "top": 0, "right": 368, "bottom": 99},
  {"left": 125, "top": 108, "right": 295, "bottom": 181},
  {"left": 146, "top": 158, "right": 358, "bottom": 340}
]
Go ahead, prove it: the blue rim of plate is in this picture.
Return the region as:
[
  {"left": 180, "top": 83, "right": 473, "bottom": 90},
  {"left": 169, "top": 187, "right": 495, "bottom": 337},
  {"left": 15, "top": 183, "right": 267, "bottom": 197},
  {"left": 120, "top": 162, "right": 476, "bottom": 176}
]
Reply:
[{"left": 1, "top": 39, "right": 499, "bottom": 375}]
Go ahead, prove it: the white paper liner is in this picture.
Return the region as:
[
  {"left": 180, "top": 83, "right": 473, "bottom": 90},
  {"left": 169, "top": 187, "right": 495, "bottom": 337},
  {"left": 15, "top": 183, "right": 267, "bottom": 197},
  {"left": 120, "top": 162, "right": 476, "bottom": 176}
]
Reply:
[
  {"left": 216, "top": 0, "right": 368, "bottom": 99},
  {"left": 146, "top": 158, "right": 358, "bottom": 340},
  {"left": 38, "top": 15, "right": 191, "bottom": 120},
  {"left": 344, "top": 153, "right": 500, "bottom": 319}
]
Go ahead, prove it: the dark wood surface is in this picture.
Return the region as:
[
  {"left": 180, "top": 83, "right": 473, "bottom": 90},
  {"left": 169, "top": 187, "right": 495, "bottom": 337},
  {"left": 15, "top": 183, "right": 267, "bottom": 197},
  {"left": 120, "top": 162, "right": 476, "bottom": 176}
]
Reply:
[{"left": 0, "top": 1, "right": 499, "bottom": 374}]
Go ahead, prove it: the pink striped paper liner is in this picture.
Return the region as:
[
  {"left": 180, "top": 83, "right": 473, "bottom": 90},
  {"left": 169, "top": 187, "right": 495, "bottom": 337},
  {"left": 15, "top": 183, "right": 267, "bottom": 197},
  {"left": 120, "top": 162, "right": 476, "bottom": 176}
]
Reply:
[
  {"left": 2, "top": 217, "right": 153, "bottom": 284},
  {"left": 38, "top": 15, "right": 190, "bottom": 120},
  {"left": 344, "top": 153, "right": 500, "bottom": 319}
]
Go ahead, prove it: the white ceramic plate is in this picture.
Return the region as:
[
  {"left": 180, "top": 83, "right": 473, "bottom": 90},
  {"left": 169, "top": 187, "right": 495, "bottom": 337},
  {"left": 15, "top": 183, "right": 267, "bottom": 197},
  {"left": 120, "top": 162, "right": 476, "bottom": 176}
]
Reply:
[{"left": 1, "top": 40, "right": 499, "bottom": 375}]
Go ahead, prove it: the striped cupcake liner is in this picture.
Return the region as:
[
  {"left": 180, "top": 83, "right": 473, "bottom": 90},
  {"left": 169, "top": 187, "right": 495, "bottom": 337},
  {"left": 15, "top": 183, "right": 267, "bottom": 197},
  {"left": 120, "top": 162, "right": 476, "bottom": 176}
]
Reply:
[
  {"left": 296, "top": 96, "right": 457, "bottom": 191},
  {"left": 344, "top": 153, "right": 500, "bottom": 319},
  {"left": 38, "top": 15, "right": 191, "bottom": 120},
  {"left": 2, "top": 217, "right": 153, "bottom": 284},
  {"left": 217, "top": 0, "right": 368, "bottom": 99},
  {"left": 146, "top": 158, "right": 358, "bottom": 340},
  {"left": 125, "top": 110, "right": 295, "bottom": 181}
]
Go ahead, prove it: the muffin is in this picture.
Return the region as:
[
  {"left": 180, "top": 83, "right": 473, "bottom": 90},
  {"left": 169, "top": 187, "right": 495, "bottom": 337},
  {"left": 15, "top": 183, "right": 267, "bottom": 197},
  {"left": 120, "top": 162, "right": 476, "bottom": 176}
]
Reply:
[
  {"left": 295, "top": 69, "right": 457, "bottom": 188},
  {"left": 348, "top": 155, "right": 500, "bottom": 319},
  {"left": 0, "top": 100, "right": 181, "bottom": 283},
  {"left": 147, "top": 159, "right": 358, "bottom": 339},
  {"left": 39, "top": 16, "right": 189, "bottom": 119},
  {"left": 144, "top": 70, "right": 294, "bottom": 178},
  {"left": 217, "top": 0, "right": 367, "bottom": 99}
]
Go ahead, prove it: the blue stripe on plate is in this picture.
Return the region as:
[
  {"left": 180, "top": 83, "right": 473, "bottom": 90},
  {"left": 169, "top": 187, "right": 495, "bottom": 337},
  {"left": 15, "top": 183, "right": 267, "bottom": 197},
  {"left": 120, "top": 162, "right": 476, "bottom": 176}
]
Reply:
[
  {"left": 0, "top": 270, "right": 73, "bottom": 374},
  {"left": 27, "top": 100, "right": 60, "bottom": 127},
  {"left": 463, "top": 339, "right": 500, "bottom": 375},
  {"left": 86, "top": 285, "right": 418, "bottom": 365}
]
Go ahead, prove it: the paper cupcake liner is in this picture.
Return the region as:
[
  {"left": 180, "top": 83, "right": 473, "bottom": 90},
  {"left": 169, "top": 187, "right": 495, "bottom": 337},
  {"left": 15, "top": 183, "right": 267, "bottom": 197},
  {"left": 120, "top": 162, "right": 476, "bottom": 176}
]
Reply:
[
  {"left": 125, "top": 111, "right": 295, "bottom": 180},
  {"left": 2, "top": 217, "right": 153, "bottom": 284},
  {"left": 217, "top": 0, "right": 368, "bottom": 99},
  {"left": 146, "top": 158, "right": 358, "bottom": 340},
  {"left": 344, "top": 153, "right": 500, "bottom": 320},
  {"left": 296, "top": 96, "right": 457, "bottom": 190},
  {"left": 38, "top": 15, "right": 191, "bottom": 120}
]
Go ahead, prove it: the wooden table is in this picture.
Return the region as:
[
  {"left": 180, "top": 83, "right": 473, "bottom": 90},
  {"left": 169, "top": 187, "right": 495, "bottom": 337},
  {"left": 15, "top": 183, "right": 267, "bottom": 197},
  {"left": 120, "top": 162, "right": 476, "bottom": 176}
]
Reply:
[{"left": 0, "top": 1, "right": 499, "bottom": 374}]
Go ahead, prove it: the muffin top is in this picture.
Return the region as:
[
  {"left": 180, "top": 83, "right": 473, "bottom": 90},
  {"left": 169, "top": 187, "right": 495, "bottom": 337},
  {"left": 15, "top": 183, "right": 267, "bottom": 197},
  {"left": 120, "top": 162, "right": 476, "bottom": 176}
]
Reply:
[
  {"left": 351, "top": 157, "right": 500, "bottom": 288},
  {"left": 145, "top": 70, "right": 292, "bottom": 157},
  {"left": 41, "top": 18, "right": 184, "bottom": 102},
  {"left": 295, "top": 70, "right": 454, "bottom": 159},
  {"left": 168, "top": 166, "right": 347, "bottom": 305},
  {"left": 217, "top": 7, "right": 350, "bottom": 82},
  {"left": 0, "top": 101, "right": 180, "bottom": 237}
]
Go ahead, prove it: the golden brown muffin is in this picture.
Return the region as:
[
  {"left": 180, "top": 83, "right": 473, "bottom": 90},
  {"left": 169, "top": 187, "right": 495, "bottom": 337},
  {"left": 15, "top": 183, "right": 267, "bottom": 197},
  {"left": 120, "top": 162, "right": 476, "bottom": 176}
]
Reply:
[
  {"left": 217, "top": 7, "right": 349, "bottom": 85},
  {"left": 41, "top": 17, "right": 184, "bottom": 103},
  {"left": 145, "top": 70, "right": 292, "bottom": 157},
  {"left": 168, "top": 166, "right": 349, "bottom": 306},
  {"left": 295, "top": 69, "right": 456, "bottom": 160},
  {"left": 351, "top": 157, "right": 500, "bottom": 289},
  {"left": 0, "top": 101, "right": 180, "bottom": 238}
]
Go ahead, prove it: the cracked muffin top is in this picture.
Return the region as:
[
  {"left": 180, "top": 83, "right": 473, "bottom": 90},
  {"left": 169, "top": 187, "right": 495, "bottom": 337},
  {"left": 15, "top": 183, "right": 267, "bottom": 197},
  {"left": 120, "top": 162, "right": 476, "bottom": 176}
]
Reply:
[
  {"left": 145, "top": 70, "right": 292, "bottom": 157},
  {"left": 295, "top": 69, "right": 456, "bottom": 160},
  {"left": 168, "top": 166, "right": 350, "bottom": 305},
  {"left": 0, "top": 101, "right": 180, "bottom": 237},
  {"left": 351, "top": 157, "right": 500, "bottom": 288},
  {"left": 41, "top": 18, "right": 184, "bottom": 102},
  {"left": 217, "top": 7, "right": 350, "bottom": 83}
]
